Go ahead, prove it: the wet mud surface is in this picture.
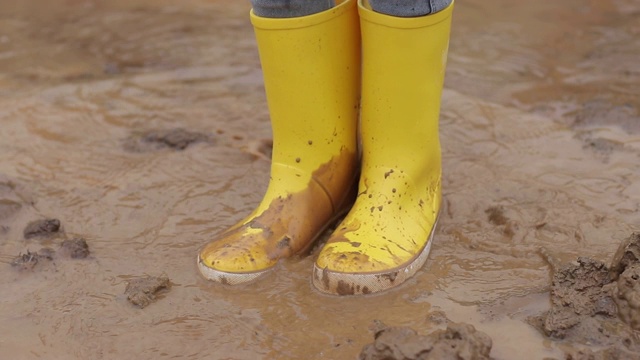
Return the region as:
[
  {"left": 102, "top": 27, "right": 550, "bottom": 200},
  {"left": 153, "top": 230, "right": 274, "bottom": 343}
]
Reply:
[{"left": 0, "top": 0, "right": 638, "bottom": 358}]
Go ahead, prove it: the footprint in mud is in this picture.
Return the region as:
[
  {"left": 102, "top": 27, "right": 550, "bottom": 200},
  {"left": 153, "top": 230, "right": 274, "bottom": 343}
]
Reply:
[
  {"left": 123, "top": 128, "right": 213, "bottom": 152},
  {"left": 359, "top": 321, "right": 494, "bottom": 360},
  {"left": 529, "top": 233, "right": 640, "bottom": 359},
  {"left": 124, "top": 275, "right": 171, "bottom": 308}
]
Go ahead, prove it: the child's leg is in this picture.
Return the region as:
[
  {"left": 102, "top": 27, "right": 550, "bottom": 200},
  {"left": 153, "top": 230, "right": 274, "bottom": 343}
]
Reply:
[
  {"left": 251, "top": 0, "right": 335, "bottom": 18},
  {"left": 369, "top": 0, "right": 452, "bottom": 17}
]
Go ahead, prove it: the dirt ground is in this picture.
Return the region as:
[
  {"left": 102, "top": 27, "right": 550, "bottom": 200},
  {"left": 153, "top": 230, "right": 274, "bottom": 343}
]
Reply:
[{"left": 0, "top": 0, "right": 638, "bottom": 359}]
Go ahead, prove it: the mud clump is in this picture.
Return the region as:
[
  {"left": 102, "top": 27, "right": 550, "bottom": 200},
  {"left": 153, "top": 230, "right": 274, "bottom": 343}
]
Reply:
[
  {"left": 542, "top": 257, "right": 616, "bottom": 339},
  {"left": 125, "top": 275, "right": 171, "bottom": 308},
  {"left": 11, "top": 249, "right": 54, "bottom": 270},
  {"left": 359, "top": 323, "right": 493, "bottom": 360},
  {"left": 610, "top": 233, "right": 640, "bottom": 331},
  {"left": 530, "top": 233, "right": 640, "bottom": 357},
  {"left": 23, "top": 218, "right": 61, "bottom": 239},
  {"left": 59, "top": 238, "right": 90, "bottom": 259},
  {"left": 123, "top": 128, "right": 212, "bottom": 152},
  {"left": 610, "top": 233, "right": 640, "bottom": 279}
]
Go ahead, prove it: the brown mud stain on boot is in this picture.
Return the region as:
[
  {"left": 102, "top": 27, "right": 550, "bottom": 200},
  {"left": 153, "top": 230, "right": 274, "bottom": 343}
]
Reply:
[
  {"left": 125, "top": 275, "right": 171, "bottom": 308},
  {"left": 200, "top": 149, "right": 357, "bottom": 275},
  {"left": 123, "top": 128, "right": 213, "bottom": 152},
  {"left": 359, "top": 323, "right": 494, "bottom": 360}
]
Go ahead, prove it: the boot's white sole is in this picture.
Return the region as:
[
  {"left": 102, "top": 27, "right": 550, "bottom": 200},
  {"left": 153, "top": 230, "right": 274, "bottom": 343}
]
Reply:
[
  {"left": 312, "top": 216, "right": 439, "bottom": 295},
  {"left": 197, "top": 256, "right": 269, "bottom": 285}
]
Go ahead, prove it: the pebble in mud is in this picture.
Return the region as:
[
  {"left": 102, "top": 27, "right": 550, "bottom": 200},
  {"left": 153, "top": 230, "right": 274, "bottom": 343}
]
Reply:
[
  {"left": 124, "top": 275, "right": 171, "bottom": 308},
  {"left": 359, "top": 323, "right": 494, "bottom": 360},
  {"left": 23, "top": 218, "right": 61, "bottom": 239},
  {"left": 59, "top": 238, "right": 90, "bottom": 259},
  {"left": 123, "top": 128, "right": 212, "bottom": 152}
]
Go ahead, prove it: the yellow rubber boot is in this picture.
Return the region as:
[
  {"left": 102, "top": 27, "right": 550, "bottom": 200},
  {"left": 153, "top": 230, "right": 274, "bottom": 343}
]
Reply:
[
  {"left": 198, "top": 0, "right": 360, "bottom": 285},
  {"left": 313, "top": 0, "right": 454, "bottom": 295}
]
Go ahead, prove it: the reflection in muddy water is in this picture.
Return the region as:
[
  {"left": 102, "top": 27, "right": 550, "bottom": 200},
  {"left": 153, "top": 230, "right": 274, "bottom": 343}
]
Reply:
[{"left": 0, "top": 0, "right": 638, "bottom": 358}]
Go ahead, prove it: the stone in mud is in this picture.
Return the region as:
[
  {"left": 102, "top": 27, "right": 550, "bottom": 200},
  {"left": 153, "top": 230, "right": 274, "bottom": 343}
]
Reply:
[
  {"left": 59, "top": 238, "right": 90, "bottom": 259},
  {"left": 23, "top": 218, "right": 61, "bottom": 239},
  {"left": 125, "top": 275, "right": 171, "bottom": 308},
  {"left": 123, "top": 128, "right": 212, "bottom": 152},
  {"left": 359, "top": 323, "right": 493, "bottom": 360},
  {"left": 11, "top": 249, "right": 54, "bottom": 270}
]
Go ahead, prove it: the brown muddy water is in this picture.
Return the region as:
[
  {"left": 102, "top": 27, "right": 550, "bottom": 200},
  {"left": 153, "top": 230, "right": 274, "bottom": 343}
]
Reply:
[{"left": 0, "top": 0, "right": 638, "bottom": 359}]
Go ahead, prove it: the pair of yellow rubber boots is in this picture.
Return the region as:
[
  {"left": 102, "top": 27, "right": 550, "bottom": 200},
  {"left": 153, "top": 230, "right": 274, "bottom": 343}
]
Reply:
[{"left": 198, "top": 0, "right": 453, "bottom": 295}]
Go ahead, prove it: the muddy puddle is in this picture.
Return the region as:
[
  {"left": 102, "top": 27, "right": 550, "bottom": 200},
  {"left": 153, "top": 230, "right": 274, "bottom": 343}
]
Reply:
[{"left": 0, "top": 0, "right": 638, "bottom": 358}]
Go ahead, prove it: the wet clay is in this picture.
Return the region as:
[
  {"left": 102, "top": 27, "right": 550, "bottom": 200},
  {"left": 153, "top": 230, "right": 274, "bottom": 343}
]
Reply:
[
  {"left": 59, "top": 238, "right": 90, "bottom": 259},
  {"left": 359, "top": 323, "right": 494, "bottom": 360},
  {"left": 123, "top": 128, "right": 213, "bottom": 152},
  {"left": 23, "top": 218, "right": 61, "bottom": 239},
  {"left": 125, "top": 275, "right": 171, "bottom": 308},
  {"left": 530, "top": 233, "right": 640, "bottom": 357}
]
